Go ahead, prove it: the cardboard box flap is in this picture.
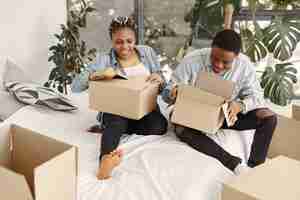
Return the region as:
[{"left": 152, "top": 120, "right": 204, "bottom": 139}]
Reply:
[
  {"left": 10, "top": 124, "right": 73, "bottom": 195},
  {"left": 196, "top": 71, "right": 234, "bottom": 99},
  {"left": 34, "top": 147, "right": 77, "bottom": 200},
  {"left": 0, "top": 124, "right": 12, "bottom": 167},
  {"left": 91, "top": 76, "right": 154, "bottom": 92},
  {"left": 268, "top": 115, "right": 300, "bottom": 161},
  {"left": 178, "top": 84, "right": 225, "bottom": 106},
  {"left": 0, "top": 167, "right": 33, "bottom": 200}
]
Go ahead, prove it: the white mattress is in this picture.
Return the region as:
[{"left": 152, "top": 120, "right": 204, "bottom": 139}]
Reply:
[{"left": 1, "top": 92, "right": 254, "bottom": 200}]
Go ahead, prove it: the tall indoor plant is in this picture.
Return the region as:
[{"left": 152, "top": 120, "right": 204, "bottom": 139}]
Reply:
[{"left": 45, "top": 0, "right": 97, "bottom": 94}]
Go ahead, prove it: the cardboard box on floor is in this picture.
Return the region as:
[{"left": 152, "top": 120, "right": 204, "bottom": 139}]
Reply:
[
  {"left": 267, "top": 104, "right": 300, "bottom": 161},
  {"left": 89, "top": 76, "right": 159, "bottom": 120},
  {"left": 222, "top": 156, "right": 300, "bottom": 200},
  {"left": 0, "top": 124, "right": 77, "bottom": 200},
  {"left": 171, "top": 72, "right": 234, "bottom": 134}
]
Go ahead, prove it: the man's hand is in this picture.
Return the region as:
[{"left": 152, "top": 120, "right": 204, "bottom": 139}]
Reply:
[
  {"left": 146, "top": 73, "right": 164, "bottom": 85},
  {"left": 227, "top": 101, "right": 242, "bottom": 125}
]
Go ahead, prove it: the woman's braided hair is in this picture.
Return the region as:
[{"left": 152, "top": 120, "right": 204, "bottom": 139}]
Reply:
[{"left": 109, "top": 16, "right": 137, "bottom": 39}]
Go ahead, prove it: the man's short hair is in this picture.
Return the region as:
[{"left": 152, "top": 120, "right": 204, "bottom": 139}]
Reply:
[{"left": 211, "top": 30, "right": 242, "bottom": 55}]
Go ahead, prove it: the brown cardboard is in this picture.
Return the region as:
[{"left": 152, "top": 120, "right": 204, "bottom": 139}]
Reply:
[
  {"left": 89, "top": 76, "right": 159, "bottom": 120},
  {"left": 268, "top": 114, "right": 300, "bottom": 161},
  {"left": 222, "top": 156, "right": 300, "bottom": 200},
  {"left": 1, "top": 167, "right": 33, "bottom": 200},
  {"left": 292, "top": 104, "right": 300, "bottom": 121},
  {"left": 0, "top": 123, "right": 11, "bottom": 168},
  {"left": 195, "top": 71, "right": 234, "bottom": 99},
  {"left": 0, "top": 124, "right": 77, "bottom": 200},
  {"left": 171, "top": 72, "right": 234, "bottom": 134}
]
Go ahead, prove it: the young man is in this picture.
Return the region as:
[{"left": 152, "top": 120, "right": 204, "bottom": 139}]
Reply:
[{"left": 162, "top": 29, "right": 277, "bottom": 174}]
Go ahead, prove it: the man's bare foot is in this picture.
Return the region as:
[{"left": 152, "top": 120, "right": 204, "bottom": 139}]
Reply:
[{"left": 97, "top": 149, "right": 123, "bottom": 180}]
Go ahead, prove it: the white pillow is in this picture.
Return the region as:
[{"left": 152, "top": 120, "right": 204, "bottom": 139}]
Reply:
[
  {"left": 0, "top": 58, "right": 30, "bottom": 120},
  {"left": 2, "top": 58, "right": 30, "bottom": 85},
  {"left": 0, "top": 57, "right": 6, "bottom": 91},
  {"left": 0, "top": 91, "right": 25, "bottom": 121}
]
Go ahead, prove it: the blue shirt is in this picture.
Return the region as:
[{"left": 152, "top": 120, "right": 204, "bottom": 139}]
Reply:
[
  {"left": 161, "top": 48, "right": 265, "bottom": 113},
  {"left": 71, "top": 45, "right": 164, "bottom": 92}
]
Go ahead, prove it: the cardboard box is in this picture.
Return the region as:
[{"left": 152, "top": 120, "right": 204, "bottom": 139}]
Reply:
[
  {"left": 89, "top": 76, "right": 159, "bottom": 120},
  {"left": 0, "top": 124, "right": 77, "bottom": 200},
  {"left": 171, "top": 72, "right": 234, "bottom": 134},
  {"left": 292, "top": 104, "right": 300, "bottom": 121},
  {"left": 222, "top": 156, "right": 300, "bottom": 200},
  {"left": 268, "top": 105, "right": 300, "bottom": 161}
]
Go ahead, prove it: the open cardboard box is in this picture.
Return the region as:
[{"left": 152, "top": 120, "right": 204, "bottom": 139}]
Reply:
[
  {"left": 89, "top": 76, "right": 159, "bottom": 120},
  {"left": 171, "top": 72, "right": 234, "bottom": 134},
  {"left": 0, "top": 124, "right": 77, "bottom": 200}
]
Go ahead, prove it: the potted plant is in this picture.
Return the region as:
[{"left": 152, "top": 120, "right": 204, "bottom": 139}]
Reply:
[
  {"left": 185, "top": 0, "right": 300, "bottom": 106},
  {"left": 45, "top": 0, "right": 97, "bottom": 94},
  {"left": 240, "top": 0, "right": 300, "bottom": 105}
]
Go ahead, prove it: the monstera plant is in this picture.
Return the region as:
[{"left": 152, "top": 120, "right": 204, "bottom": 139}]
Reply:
[
  {"left": 245, "top": 0, "right": 300, "bottom": 105},
  {"left": 263, "top": 17, "right": 300, "bottom": 61},
  {"left": 241, "top": 26, "right": 268, "bottom": 62},
  {"left": 186, "top": 0, "right": 300, "bottom": 106},
  {"left": 261, "top": 62, "right": 298, "bottom": 106}
]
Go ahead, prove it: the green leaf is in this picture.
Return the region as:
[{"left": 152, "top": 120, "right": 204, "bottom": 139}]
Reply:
[
  {"left": 263, "top": 17, "right": 300, "bottom": 61},
  {"left": 261, "top": 62, "right": 298, "bottom": 106},
  {"left": 242, "top": 28, "right": 268, "bottom": 62}
]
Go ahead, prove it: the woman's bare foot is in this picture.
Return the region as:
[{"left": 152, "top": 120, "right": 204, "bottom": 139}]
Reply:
[{"left": 97, "top": 149, "right": 123, "bottom": 180}]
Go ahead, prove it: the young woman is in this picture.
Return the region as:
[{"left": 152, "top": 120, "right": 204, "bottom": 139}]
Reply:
[{"left": 71, "top": 16, "right": 168, "bottom": 180}]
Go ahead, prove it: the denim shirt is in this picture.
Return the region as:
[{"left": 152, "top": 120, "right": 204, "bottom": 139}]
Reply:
[
  {"left": 71, "top": 45, "right": 165, "bottom": 126},
  {"left": 161, "top": 48, "right": 265, "bottom": 114},
  {"left": 71, "top": 45, "right": 164, "bottom": 93}
]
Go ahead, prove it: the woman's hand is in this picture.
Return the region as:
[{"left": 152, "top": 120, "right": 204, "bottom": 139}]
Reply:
[
  {"left": 89, "top": 72, "right": 104, "bottom": 81},
  {"left": 89, "top": 68, "right": 116, "bottom": 81},
  {"left": 146, "top": 73, "right": 164, "bottom": 86}
]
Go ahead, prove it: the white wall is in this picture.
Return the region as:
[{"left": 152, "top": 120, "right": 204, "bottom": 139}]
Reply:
[{"left": 0, "top": 0, "right": 66, "bottom": 83}]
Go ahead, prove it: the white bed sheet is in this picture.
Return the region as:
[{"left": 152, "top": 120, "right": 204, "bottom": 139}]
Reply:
[{"left": 0, "top": 92, "right": 254, "bottom": 200}]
